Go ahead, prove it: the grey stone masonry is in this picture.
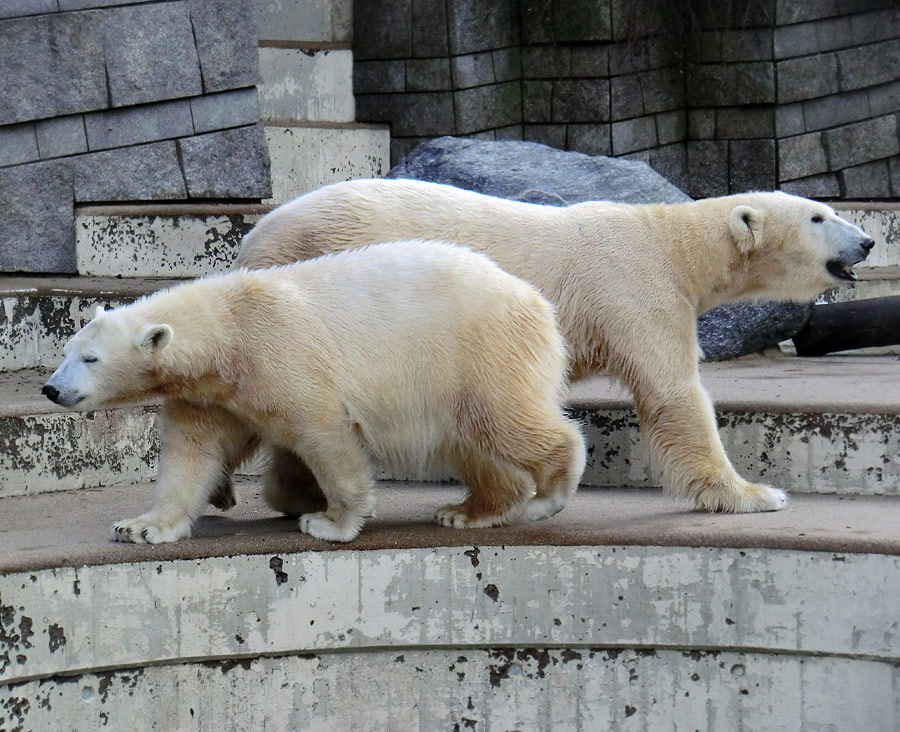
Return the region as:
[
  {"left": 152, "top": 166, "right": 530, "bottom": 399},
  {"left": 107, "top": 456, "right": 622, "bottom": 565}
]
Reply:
[
  {"left": 72, "top": 142, "right": 187, "bottom": 202},
  {"left": 0, "top": 0, "right": 269, "bottom": 272},
  {"left": 35, "top": 116, "right": 88, "bottom": 158},
  {"left": 187, "top": 0, "right": 261, "bottom": 93},
  {"left": 824, "top": 115, "right": 900, "bottom": 171},
  {"left": 0, "top": 163, "right": 75, "bottom": 273},
  {"left": 353, "top": 0, "right": 900, "bottom": 200},
  {"left": 84, "top": 100, "right": 194, "bottom": 151},
  {"left": 101, "top": 3, "right": 203, "bottom": 107},
  {"left": 0, "top": 122, "right": 39, "bottom": 166},
  {"left": 190, "top": 89, "right": 261, "bottom": 135},
  {"left": 179, "top": 126, "right": 272, "bottom": 199}
]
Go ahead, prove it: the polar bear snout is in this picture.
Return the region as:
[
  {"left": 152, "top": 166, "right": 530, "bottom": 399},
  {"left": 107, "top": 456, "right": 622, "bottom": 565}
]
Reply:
[
  {"left": 861, "top": 237, "right": 876, "bottom": 254},
  {"left": 42, "top": 361, "right": 89, "bottom": 408},
  {"left": 41, "top": 378, "right": 85, "bottom": 407},
  {"left": 41, "top": 384, "right": 60, "bottom": 403}
]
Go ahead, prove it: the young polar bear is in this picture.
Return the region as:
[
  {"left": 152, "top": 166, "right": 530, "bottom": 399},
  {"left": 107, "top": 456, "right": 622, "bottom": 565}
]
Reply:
[
  {"left": 236, "top": 180, "right": 875, "bottom": 515},
  {"left": 42, "top": 241, "right": 586, "bottom": 543}
]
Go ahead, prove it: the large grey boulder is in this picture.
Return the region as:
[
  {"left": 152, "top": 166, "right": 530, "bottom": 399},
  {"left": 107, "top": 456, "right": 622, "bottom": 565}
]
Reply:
[{"left": 388, "top": 137, "right": 812, "bottom": 361}]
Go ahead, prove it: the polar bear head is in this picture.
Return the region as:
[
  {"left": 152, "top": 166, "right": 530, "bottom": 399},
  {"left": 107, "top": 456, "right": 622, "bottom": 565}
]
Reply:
[
  {"left": 727, "top": 191, "right": 874, "bottom": 302},
  {"left": 42, "top": 305, "right": 173, "bottom": 410}
]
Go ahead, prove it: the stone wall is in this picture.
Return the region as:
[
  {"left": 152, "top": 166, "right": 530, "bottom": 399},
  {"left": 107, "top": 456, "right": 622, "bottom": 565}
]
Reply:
[
  {"left": 0, "top": 0, "right": 270, "bottom": 273},
  {"left": 352, "top": 0, "right": 900, "bottom": 200}
]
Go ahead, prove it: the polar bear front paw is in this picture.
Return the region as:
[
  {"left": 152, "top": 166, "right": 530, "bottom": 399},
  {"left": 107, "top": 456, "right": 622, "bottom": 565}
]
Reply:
[
  {"left": 435, "top": 504, "right": 506, "bottom": 529},
  {"left": 110, "top": 515, "right": 192, "bottom": 544},
  {"left": 737, "top": 484, "right": 788, "bottom": 513},
  {"left": 298, "top": 512, "right": 362, "bottom": 542}
]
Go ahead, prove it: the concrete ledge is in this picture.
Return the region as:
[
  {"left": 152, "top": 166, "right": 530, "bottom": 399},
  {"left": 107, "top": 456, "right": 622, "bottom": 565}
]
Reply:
[
  {"left": 4, "top": 481, "right": 900, "bottom": 574},
  {"left": 1, "top": 482, "right": 899, "bottom": 693},
  {"left": 258, "top": 48, "right": 355, "bottom": 123},
  {"left": 0, "top": 278, "right": 180, "bottom": 371}
]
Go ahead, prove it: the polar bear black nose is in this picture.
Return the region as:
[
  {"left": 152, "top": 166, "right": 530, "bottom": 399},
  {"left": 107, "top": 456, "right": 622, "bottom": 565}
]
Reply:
[
  {"left": 861, "top": 238, "right": 875, "bottom": 252},
  {"left": 42, "top": 384, "right": 60, "bottom": 403}
]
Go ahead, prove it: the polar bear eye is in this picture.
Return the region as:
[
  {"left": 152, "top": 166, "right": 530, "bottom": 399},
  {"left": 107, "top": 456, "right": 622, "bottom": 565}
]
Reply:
[
  {"left": 83, "top": 355, "right": 98, "bottom": 363},
  {"left": 811, "top": 215, "right": 824, "bottom": 223}
]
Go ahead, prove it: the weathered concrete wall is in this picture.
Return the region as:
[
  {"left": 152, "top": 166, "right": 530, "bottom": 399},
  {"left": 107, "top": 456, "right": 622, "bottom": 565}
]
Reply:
[
  {"left": 579, "top": 407, "right": 900, "bottom": 496},
  {"left": 2, "top": 545, "right": 899, "bottom": 729},
  {"left": 76, "top": 210, "right": 265, "bottom": 278},
  {"left": 0, "top": 406, "right": 159, "bottom": 498},
  {"left": 5, "top": 648, "right": 899, "bottom": 731}
]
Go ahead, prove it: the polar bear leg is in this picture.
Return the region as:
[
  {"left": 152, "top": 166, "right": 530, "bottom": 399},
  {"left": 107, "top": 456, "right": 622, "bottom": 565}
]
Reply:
[
  {"left": 436, "top": 450, "right": 537, "bottom": 528},
  {"left": 207, "top": 433, "right": 262, "bottom": 510},
  {"left": 289, "top": 422, "right": 376, "bottom": 542},
  {"left": 263, "top": 446, "right": 328, "bottom": 517},
  {"left": 639, "top": 380, "right": 787, "bottom": 513},
  {"left": 524, "top": 418, "right": 587, "bottom": 522},
  {"left": 112, "top": 402, "right": 254, "bottom": 544},
  {"left": 603, "top": 306, "right": 787, "bottom": 514},
  {"left": 625, "top": 352, "right": 786, "bottom": 513}
]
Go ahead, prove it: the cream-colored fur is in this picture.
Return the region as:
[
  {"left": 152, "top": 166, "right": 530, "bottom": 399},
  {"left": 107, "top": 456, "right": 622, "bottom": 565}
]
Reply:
[
  {"left": 44, "top": 241, "right": 586, "bottom": 543},
  {"left": 237, "top": 179, "right": 875, "bottom": 514}
]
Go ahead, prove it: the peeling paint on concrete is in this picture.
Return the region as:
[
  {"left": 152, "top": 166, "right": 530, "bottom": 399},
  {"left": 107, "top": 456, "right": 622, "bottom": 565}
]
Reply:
[
  {"left": 2, "top": 647, "right": 899, "bottom": 731},
  {"left": 1, "top": 546, "right": 898, "bottom": 687},
  {"left": 0, "top": 408, "right": 159, "bottom": 498},
  {"left": 0, "top": 294, "right": 134, "bottom": 371},
  {"left": 577, "top": 407, "right": 900, "bottom": 495},
  {"left": 75, "top": 213, "right": 262, "bottom": 278}
]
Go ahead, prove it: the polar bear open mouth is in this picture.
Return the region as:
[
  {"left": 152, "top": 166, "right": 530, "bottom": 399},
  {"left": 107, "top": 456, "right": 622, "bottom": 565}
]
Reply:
[{"left": 827, "top": 260, "right": 858, "bottom": 282}]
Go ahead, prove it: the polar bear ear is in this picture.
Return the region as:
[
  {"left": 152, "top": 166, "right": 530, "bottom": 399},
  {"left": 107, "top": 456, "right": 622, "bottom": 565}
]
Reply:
[
  {"left": 729, "top": 205, "right": 764, "bottom": 253},
  {"left": 136, "top": 323, "right": 174, "bottom": 354},
  {"left": 93, "top": 304, "right": 105, "bottom": 318}
]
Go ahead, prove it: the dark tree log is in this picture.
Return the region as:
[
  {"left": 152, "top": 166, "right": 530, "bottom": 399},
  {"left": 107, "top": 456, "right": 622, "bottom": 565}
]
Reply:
[{"left": 793, "top": 296, "right": 900, "bottom": 357}]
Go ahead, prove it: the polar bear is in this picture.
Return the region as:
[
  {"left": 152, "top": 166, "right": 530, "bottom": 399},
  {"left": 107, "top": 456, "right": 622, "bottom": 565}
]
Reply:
[
  {"left": 42, "top": 241, "right": 586, "bottom": 543},
  {"left": 236, "top": 179, "right": 875, "bottom": 514}
]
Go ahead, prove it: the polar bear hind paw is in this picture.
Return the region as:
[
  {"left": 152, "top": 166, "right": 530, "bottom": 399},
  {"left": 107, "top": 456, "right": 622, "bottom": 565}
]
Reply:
[
  {"left": 524, "top": 495, "right": 567, "bottom": 522},
  {"left": 110, "top": 515, "right": 192, "bottom": 544},
  {"left": 298, "top": 511, "right": 363, "bottom": 542},
  {"left": 434, "top": 504, "right": 508, "bottom": 529},
  {"left": 694, "top": 482, "right": 787, "bottom": 514}
]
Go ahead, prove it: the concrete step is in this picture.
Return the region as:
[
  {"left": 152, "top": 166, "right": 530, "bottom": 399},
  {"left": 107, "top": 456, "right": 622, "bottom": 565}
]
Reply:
[
  {"left": 264, "top": 122, "right": 390, "bottom": 205},
  {"left": 0, "top": 369, "right": 159, "bottom": 498},
  {"left": 76, "top": 204, "right": 268, "bottom": 278},
  {"left": 74, "top": 122, "right": 391, "bottom": 276},
  {"left": 1, "top": 479, "right": 899, "bottom": 730},
  {"left": 3, "top": 354, "right": 899, "bottom": 499}
]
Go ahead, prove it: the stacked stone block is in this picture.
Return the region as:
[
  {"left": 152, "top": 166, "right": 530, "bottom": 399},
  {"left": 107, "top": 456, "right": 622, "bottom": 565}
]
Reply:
[
  {"left": 353, "top": 0, "right": 523, "bottom": 166},
  {"left": 0, "top": 0, "right": 270, "bottom": 273},
  {"left": 352, "top": 0, "right": 900, "bottom": 200},
  {"left": 771, "top": 3, "right": 900, "bottom": 198}
]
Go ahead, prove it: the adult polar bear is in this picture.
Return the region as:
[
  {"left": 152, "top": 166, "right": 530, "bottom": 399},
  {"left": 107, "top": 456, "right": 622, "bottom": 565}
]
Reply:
[
  {"left": 237, "top": 179, "right": 875, "bottom": 514},
  {"left": 43, "top": 242, "right": 585, "bottom": 543}
]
